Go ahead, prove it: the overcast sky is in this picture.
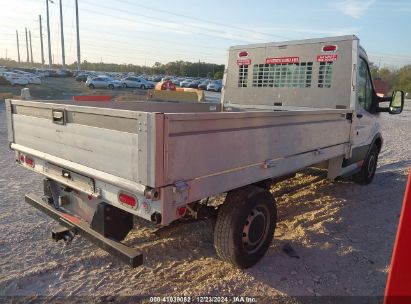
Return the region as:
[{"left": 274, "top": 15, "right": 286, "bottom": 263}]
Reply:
[{"left": 0, "top": 0, "right": 410, "bottom": 68}]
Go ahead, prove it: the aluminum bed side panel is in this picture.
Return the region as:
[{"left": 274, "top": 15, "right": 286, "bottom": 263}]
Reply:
[
  {"left": 164, "top": 111, "right": 351, "bottom": 184},
  {"left": 10, "top": 100, "right": 161, "bottom": 187}
]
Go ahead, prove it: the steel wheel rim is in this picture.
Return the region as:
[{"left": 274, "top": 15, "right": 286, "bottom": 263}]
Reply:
[{"left": 242, "top": 204, "right": 270, "bottom": 254}]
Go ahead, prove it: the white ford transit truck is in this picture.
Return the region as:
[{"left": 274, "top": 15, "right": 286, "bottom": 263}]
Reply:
[{"left": 5, "top": 35, "right": 404, "bottom": 268}]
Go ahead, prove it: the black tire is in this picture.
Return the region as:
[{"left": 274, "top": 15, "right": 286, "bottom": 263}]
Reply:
[
  {"left": 141, "top": 84, "right": 146, "bottom": 90},
  {"left": 214, "top": 186, "right": 277, "bottom": 268},
  {"left": 88, "top": 84, "right": 95, "bottom": 89},
  {"left": 122, "top": 83, "right": 127, "bottom": 88},
  {"left": 354, "top": 144, "right": 379, "bottom": 184},
  {"left": 108, "top": 84, "right": 114, "bottom": 89}
]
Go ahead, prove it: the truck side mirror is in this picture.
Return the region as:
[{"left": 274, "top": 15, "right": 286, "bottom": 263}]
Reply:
[
  {"left": 376, "top": 90, "right": 404, "bottom": 114},
  {"left": 389, "top": 90, "right": 404, "bottom": 114}
]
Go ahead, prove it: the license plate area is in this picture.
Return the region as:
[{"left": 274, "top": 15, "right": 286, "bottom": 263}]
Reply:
[{"left": 44, "top": 162, "right": 96, "bottom": 195}]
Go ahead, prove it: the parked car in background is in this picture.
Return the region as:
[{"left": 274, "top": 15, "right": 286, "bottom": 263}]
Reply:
[
  {"left": 1, "top": 72, "right": 29, "bottom": 85},
  {"left": 86, "top": 76, "right": 122, "bottom": 89},
  {"left": 161, "top": 76, "right": 173, "bottom": 82},
  {"left": 171, "top": 78, "right": 183, "bottom": 86},
  {"left": 33, "top": 68, "right": 49, "bottom": 78},
  {"left": 188, "top": 80, "right": 201, "bottom": 88},
  {"left": 121, "top": 76, "right": 154, "bottom": 89},
  {"left": 150, "top": 76, "right": 162, "bottom": 82},
  {"left": 12, "top": 70, "right": 41, "bottom": 84},
  {"left": 180, "top": 79, "right": 194, "bottom": 87},
  {"left": 198, "top": 80, "right": 211, "bottom": 90},
  {"left": 207, "top": 80, "right": 222, "bottom": 92},
  {"left": 76, "top": 73, "right": 89, "bottom": 82}
]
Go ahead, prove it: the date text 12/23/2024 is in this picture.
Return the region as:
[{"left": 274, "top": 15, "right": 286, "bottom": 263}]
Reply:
[{"left": 149, "top": 296, "right": 257, "bottom": 303}]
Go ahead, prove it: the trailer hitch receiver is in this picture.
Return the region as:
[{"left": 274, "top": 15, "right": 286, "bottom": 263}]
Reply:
[{"left": 52, "top": 224, "right": 75, "bottom": 243}]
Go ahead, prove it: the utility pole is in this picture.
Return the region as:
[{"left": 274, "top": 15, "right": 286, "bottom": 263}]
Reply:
[
  {"left": 39, "top": 15, "right": 45, "bottom": 66},
  {"left": 16, "top": 30, "right": 21, "bottom": 63},
  {"left": 46, "top": 0, "right": 52, "bottom": 68},
  {"left": 25, "top": 28, "right": 29, "bottom": 63},
  {"left": 59, "top": 0, "right": 65, "bottom": 68},
  {"left": 29, "top": 30, "right": 33, "bottom": 63},
  {"left": 197, "top": 59, "right": 200, "bottom": 77},
  {"left": 5, "top": 48, "right": 7, "bottom": 60},
  {"left": 75, "top": 0, "right": 81, "bottom": 70}
]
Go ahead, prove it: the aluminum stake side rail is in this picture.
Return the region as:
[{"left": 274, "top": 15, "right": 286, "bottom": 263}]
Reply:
[{"left": 5, "top": 35, "right": 404, "bottom": 268}]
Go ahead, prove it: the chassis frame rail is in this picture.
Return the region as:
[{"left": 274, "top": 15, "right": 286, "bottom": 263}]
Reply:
[{"left": 25, "top": 194, "right": 143, "bottom": 268}]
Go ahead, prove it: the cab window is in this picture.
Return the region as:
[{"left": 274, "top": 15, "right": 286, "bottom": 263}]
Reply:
[{"left": 358, "top": 58, "right": 373, "bottom": 112}]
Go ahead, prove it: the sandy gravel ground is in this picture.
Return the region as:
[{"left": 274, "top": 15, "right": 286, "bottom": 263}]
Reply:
[{"left": 0, "top": 100, "right": 410, "bottom": 301}]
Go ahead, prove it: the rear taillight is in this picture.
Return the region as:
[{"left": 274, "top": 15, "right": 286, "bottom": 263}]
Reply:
[
  {"left": 25, "top": 156, "right": 35, "bottom": 167},
  {"left": 19, "top": 154, "right": 25, "bottom": 163},
  {"left": 119, "top": 192, "right": 138, "bottom": 208},
  {"left": 177, "top": 206, "right": 187, "bottom": 217}
]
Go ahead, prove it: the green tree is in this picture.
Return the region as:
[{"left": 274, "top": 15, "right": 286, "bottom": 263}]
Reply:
[
  {"left": 214, "top": 71, "right": 224, "bottom": 79},
  {"left": 395, "top": 65, "right": 411, "bottom": 94}
]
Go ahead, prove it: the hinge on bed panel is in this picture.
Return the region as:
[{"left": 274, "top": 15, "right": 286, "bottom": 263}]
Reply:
[
  {"left": 314, "top": 149, "right": 325, "bottom": 156},
  {"left": 173, "top": 181, "right": 190, "bottom": 193},
  {"left": 262, "top": 159, "right": 277, "bottom": 169},
  {"left": 172, "top": 181, "right": 190, "bottom": 204}
]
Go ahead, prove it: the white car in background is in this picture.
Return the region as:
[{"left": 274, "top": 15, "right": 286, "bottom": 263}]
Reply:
[
  {"left": 1, "top": 72, "right": 29, "bottom": 85},
  {"left": 207, "top": 80, "right": 223, "bottom": 92},
  {"left": 33, "top": 69, "right": 49, "bottom": 78},
  {"left": 121, "top": 76, "right": 154, "bottom": 89},
  {"left": 26, "top": 74, "right": 41, "bottom": 84},
  {"left": 86, "top": 76, "right": 122, "bottom": 89},
  {"left": 12, "top": 70, "right": 42, "bottom": 84}
]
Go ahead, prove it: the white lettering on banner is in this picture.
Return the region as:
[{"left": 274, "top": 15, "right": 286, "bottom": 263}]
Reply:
[
  {"left": 237, "top": 59, "right": 251, "bottom": 65},
  {"left": 317, "top": 54, "right": 338, "bottom": 62},
  {"left": 265, "top": 56, "right": 299, "bottom": 64}
]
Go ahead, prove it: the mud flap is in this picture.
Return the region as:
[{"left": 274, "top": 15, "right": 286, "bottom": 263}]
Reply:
[{"left": 91, "top": 202, "right": 133, "bottom": 242}]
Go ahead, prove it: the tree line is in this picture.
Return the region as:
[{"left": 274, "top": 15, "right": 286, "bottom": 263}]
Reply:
[
  {"left": 370, "top": 63, "right": 411, "bottom": 95},
  {"left": 0, "top": 58, "right": 225, "bottom": 79}
]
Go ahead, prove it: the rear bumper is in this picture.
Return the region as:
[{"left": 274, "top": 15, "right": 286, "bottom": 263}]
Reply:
[{"left": 25, "top": 194, "right": 143, "bottom": 268}]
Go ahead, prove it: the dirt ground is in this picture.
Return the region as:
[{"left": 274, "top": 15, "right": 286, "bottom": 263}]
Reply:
[{"left": 0, "top": 82, "right": 410, "bottom": 302}]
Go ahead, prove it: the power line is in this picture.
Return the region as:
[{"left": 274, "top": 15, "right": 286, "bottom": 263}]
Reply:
[{"left": 116, "top": 0, "right": 291, "bottom": 41}]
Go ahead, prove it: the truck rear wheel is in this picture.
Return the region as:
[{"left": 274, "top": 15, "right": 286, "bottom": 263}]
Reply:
[
  {"left": 214, "top": 186, "right": 277, "bottom": 268},
  {"left": 354, "top": 144, "right": 379, "bottom": 184}
]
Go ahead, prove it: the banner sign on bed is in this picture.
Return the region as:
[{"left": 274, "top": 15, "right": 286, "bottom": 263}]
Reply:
[
  {"left": 317, "top": 54, "right": 338, "bottom": 62},
  {"left": 265, "top": 56, "right": 299, "bottom": 64},
  {"left": 237, "top": 59, "right": 251, "bottom": 65}
]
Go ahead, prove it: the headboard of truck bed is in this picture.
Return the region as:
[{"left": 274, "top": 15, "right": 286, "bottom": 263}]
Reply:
[{"left": 223, "top": 35, "right": 358, "bottom": 110}]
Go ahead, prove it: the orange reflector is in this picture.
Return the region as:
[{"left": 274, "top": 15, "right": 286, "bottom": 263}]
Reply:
[{"left": 119, "top": 193, "right": 137, "bottom": 208}]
